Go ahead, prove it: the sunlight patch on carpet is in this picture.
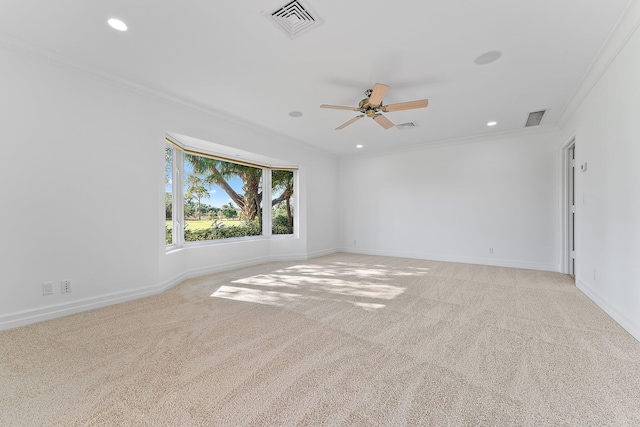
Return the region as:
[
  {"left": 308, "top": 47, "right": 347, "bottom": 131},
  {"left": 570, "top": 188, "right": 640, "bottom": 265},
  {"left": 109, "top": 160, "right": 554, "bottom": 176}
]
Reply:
[
  {"left": 209, "top": 261, "right": 425, "bottom": 308},
  {"left": 232, "top": 275, "right": 405, "bottom": 300},
  {"left": 211, "top": 285, "right": 307, "bottom": 306}
]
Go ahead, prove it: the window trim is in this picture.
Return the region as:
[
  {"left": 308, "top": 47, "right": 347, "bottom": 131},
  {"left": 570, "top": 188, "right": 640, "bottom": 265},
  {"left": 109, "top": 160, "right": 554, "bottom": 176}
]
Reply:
[
  {"left": 270, "top": 169, "right": 296, "bottom": 237},
  {"left": 165, "top": 137, "right": 298, "bottom": 171}
]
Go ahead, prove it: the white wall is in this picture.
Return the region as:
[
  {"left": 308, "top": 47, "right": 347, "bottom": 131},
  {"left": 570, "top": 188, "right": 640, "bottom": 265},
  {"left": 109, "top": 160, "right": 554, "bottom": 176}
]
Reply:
[
  {"left": 0, "top": 43, "right": 339, "bottom": 330},
  {"left": 561, "top": 19, "right": 640, "bottom": 340},
  {"left": 339, "top": 130, "right": 562, "bottom": 271}
]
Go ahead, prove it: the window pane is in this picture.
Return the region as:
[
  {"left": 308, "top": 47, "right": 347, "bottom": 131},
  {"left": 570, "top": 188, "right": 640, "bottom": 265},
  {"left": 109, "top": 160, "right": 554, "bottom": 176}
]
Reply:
[
  {"left": 183, "top": 153, "right": 263, "bottom": 241},
  {"left": 165, "top": 147, "right": 174, "bottom": 245},
  {"left": 272, "top": 170, "right": 294, "bottom": 235}
]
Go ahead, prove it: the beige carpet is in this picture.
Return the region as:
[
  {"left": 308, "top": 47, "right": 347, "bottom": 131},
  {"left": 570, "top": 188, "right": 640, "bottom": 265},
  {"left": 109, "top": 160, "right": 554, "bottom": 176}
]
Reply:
[{"left": 1, "top": 253, "right": 640, "bottom": 426}]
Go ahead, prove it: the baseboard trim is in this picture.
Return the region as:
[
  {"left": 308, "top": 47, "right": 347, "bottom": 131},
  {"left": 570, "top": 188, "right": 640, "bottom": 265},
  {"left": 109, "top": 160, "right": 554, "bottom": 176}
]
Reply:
[
  {"left": 268, "top": 253, "right": 309, "bottom": 262},
  {"left": 0, "top": 278, "right": 179, "bottom": 332},
  {"left": 577, "top": 279, "right": 640, "bottom": 342},
  {"left": 186, "top": 256, "right": 271, "bottom": 279},
  {"left": 306, "top": 248, "right": 339, "bottom": 260},
  {"left": 0, "top": 252, "right": 326, "bottom": 331},
  {"left": 339, "top": 247, "right": 559, "bottom": 272}
]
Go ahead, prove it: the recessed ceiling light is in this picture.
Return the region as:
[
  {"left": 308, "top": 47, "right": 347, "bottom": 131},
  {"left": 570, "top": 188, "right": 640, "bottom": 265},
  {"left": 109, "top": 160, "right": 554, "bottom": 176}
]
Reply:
[
  {"left": 108, "top": 18, "right": 128, "bottom": 32},
  {"left": 474, "top": 51, "right": 502, "bottom": 65},
  {"left": 487, "top": 121, "right": 497, "bottom": 126},
  {"left": 289, "top": 111, "right": 303, "bottom": 117},
  {"left": 356, "top": 144, "right": 363, "bottom": 148}
]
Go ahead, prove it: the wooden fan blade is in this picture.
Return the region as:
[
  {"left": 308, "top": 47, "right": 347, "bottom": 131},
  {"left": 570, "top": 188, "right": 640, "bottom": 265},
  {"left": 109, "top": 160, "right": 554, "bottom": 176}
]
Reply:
[
  {"left": 320, "top": 104, "right": 360, "bottom": 111},
  {"left": 336, "top": 115, "right": 365, "bottom": 130},
  {"left": 373, "top": 114, "right": 394, "bottom": 129},
  {"left": 382, "top": 99, "right": 429, "bottom": 112},
  {"left": 368, "top": 83, "right": 389, "bottom": 107}
]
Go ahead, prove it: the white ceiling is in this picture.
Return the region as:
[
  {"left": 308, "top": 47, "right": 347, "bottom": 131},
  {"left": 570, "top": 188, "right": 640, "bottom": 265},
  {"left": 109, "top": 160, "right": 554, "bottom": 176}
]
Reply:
[{"left": 0, "top": 0, "right": 633, "bottom": 156}]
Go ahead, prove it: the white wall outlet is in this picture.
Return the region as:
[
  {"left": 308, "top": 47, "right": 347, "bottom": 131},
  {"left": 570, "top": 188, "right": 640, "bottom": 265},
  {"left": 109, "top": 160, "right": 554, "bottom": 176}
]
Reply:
[
  {"left": 43, "top": 282, "right": 54, "bottom": 295},
  {"left": 61, "top": 280, "right": 71, "bottom": 293},
  {"left": 488, "top": 247, "right": 494, "bottom": 255}
]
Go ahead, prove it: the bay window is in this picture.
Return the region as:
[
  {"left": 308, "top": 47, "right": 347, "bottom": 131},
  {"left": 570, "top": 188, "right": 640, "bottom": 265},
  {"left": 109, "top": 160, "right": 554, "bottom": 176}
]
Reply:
[{"left": 165, "top": 136, "right": 296, "bottom": 248}]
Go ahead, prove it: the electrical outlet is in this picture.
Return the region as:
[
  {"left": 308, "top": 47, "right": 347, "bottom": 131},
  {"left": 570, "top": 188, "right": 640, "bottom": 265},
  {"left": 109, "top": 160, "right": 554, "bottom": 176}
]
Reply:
[
  {"left": 353, "top": 239, "right": 356, "bottom": 246},
  {"left": 61, "top": 280, "right": 71, "bottom": 293},
  {"left": 43, "top": 282, "right": 54, "bottom": 295},
  {"left": 488, "top": 247, "right": 494, "bottom": 255}
]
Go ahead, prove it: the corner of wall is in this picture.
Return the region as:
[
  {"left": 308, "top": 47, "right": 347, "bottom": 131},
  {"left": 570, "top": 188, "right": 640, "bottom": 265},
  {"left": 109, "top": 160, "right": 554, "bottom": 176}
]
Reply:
[
  {"left": 577, "top": 279, "right": 640, "bottom": 342},
  {"left": 558, "top": 1, "right": 640, "bottom": 127}
]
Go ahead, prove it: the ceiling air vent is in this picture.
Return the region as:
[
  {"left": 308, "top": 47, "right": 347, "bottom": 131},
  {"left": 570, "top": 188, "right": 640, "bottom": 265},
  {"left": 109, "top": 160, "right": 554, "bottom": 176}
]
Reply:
[
  {"left": 396, "top": 122, "right": 418, "bottom": 130},
  {"left": 267, "top": 0, "right": 324, "bottom": 39},
  {"left": 525, "top": 110, "right": 546, "bottom": 127}
]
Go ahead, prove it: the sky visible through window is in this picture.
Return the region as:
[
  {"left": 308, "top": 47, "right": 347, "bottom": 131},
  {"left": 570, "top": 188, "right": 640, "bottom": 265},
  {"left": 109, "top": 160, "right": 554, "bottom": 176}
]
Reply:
[{"left": 166, "top": 160, "right": 245, "bottom": 208}]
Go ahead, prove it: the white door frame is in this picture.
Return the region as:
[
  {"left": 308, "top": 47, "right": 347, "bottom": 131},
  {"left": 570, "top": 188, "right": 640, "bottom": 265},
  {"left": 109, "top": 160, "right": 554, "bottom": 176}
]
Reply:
[{"left": 561, "top": 137, "right": 576, "bottom": 276}]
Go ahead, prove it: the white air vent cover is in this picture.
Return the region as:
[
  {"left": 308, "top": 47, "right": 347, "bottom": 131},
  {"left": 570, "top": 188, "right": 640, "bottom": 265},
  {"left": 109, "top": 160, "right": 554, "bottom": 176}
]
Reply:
[
  {"left": 266, "top": 0, "right": 324, "bottom": 39},
  {"left": 525, "top": 110, "right": 546, "bottom": 127},
  {"left": 396, "top": 122, "right": 418, "bottom": 130}
]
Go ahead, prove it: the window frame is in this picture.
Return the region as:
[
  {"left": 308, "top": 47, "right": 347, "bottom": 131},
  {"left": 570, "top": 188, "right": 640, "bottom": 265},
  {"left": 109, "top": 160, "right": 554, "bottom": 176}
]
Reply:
[
  {"left": 270, "top": 168, "right": 297, "bottom": 238},
  {"left": 165, "top": 144, "right": 184, "bottom": 250}
]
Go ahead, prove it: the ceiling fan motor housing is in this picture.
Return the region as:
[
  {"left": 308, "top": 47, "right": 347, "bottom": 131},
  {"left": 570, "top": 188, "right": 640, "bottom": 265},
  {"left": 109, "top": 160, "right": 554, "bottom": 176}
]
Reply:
[{"left": 359, "top": 95, "right": 383, "bottom": 116}]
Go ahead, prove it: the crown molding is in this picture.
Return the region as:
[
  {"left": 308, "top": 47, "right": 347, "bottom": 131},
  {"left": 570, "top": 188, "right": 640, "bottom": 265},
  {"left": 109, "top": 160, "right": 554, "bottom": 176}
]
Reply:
[
  {"left": 339, "top": 124, "right": 561, "bottom": 161},
  {"left": 557, "top": 0, "right": 640, "bottom": 126},
  {"left": 0, "top": 31, "right": 336, "bottom": 160}
]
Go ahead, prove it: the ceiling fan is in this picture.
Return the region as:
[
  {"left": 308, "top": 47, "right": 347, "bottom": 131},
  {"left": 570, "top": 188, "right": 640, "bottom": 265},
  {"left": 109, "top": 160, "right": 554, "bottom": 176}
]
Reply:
[{"left": 320, "top": 83, "right": 429, "bottom": 130}]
